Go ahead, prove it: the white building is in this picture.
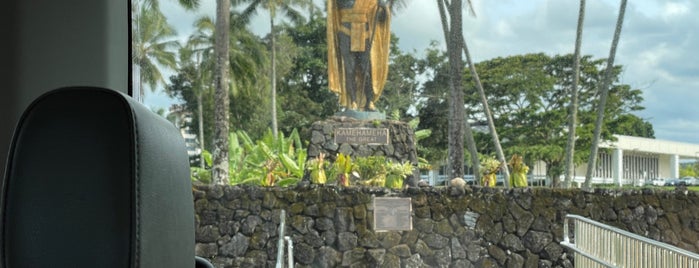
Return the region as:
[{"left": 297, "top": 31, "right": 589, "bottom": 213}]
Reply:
[
  {"left": 169, "top": 104, "right": 202, "bottom": 165},
  {"left": 567, "top": 135, "right": 699, "bottom": 186},
  {"left": 424, "top": 135, "right": 699, "bottom": 187}
]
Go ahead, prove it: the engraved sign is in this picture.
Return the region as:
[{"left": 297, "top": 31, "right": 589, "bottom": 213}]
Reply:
[
  {"left": 334, "top": 128, "right": 389, "bottom": 145},
  {"left": 373, "top": 197, "right": 412, "bottom": 231}
]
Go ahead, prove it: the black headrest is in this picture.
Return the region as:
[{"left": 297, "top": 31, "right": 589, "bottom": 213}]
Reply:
[{"left": 1, "top": 87, "right": 194, "bottom": 267}]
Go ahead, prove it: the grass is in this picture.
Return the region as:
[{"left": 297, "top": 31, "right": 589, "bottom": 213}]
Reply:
[{"left": 594, "top": 184, "right": 699, "bottom": 192}]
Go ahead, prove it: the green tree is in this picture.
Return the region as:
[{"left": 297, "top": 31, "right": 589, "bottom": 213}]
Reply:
[
  {"left": 416, "top": 44, "right": 455, "bottom": 169},
  {"left": 236, "top": 0, "right": 312, "bottom": 137},
  {"left": 458, "top": 53, "right": 648, "bottom": 186},
  {"left": 585, "top": 0, "right": 628, "bottom": 189},
  {"left": 375, "top": 35, "right": 425, "bottom": 119},
  {"left": 277, "top": 15, "right": 338, "bottom": 138},
  {"left": 178, "top": 18, "right": 216, "bottom": 168},
  {"left": 170, "top": 14, "right": 267, "bottom": 152}
]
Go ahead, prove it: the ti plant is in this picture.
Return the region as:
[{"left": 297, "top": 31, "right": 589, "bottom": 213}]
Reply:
[
  {"left": 508, "top": 154, "right": 529, "bottom": 187},
  {"left": 355, "top": 156, "right": 388, "bottom": 187},
  {"left": 307, "top": 152, "right": 327, "bottom": 184},
  {"left": 328, "top": 153, "right": 354, "bottom": 187},
  {"left": 480, "top": 156, "right": 502, "bottom": 187},
  {"left": 385, "top": 161, "right": 413, "bottom": 189}
]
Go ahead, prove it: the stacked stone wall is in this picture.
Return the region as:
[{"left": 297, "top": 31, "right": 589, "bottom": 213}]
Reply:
[{"left": 194, "top": 185, "right": 699, "bottom": 267}]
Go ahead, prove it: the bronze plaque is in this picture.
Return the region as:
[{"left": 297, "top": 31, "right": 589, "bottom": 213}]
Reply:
[
  {"left": 334, "top": 128, "right": 389, "bottom": 145},
  {"left": 373, "top": 197, "right": 412, "bottom": 231}
]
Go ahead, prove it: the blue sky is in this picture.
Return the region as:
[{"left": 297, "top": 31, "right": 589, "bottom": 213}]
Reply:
[{"left": 150, "top": 0, "right": 699, "bottom": 144}]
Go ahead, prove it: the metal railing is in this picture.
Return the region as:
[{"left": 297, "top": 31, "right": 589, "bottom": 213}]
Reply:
[
  {"left": 275, "top": 210, "right": 294, "bottom": 268},
  {"left": 561, "top": 214, "right": 699, "bottom": 267}
]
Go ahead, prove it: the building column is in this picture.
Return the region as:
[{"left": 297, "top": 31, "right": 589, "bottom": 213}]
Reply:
[
  {"left": 612, "top": 148, "right": 624, "bottom": 186},
  {"left": 670, "top": 154, "right": 680, "bottom": 179}
]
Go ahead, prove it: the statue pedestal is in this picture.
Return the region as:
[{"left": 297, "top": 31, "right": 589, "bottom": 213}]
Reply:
[
  {"left": 307, "top": 116, "right": 419, "bottom": 186},
  {"left": 334, "top": 110, "right": 386, "bottom": 120}
]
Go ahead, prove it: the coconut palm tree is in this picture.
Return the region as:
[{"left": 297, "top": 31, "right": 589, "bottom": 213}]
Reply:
[
  {"left": 584, "top": 0, "right": 627, "bottom": 189},
  {"left": 437, "top": 0, "right": 465, "bottom": 180},
  {"left": 132, "top": 2, "right": 179, "bottom": 100},
  {"left": 235, "top": 0, "right": 312, "bottom": 137},
  {"left": 563, "top": 0, "right": 586, "bottom": 188},
  {"left": 204, "top": 9, "right": 267, "bottom": 184},
  {"left": 211, "top": 0, "right": 232, "bottom": 185},
  {"left": 436, "top": 0, "right": 482, "bottom": 182},
  {"left": 180, "top": 26, "right": 213, "bottom": 168},
  {"left": 131, "top": 0, "right": 200, "bottom": 99}
]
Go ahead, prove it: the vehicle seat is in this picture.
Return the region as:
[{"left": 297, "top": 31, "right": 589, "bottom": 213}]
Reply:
[{"left": 1, "top": 87, "right": 212, "bottom": 268}]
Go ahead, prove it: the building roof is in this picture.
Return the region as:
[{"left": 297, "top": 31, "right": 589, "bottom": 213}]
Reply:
[{"left": 602, "top": 135, "right": 699, "bottom": 158}]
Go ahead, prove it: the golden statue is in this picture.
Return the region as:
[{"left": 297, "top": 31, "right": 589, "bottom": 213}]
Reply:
[{"left": 327, "top": 0, "right": 391, "bottom": 111}]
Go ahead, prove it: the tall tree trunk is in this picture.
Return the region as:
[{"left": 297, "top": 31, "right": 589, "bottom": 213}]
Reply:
[
  {"left": 197, "top": 93, "right": 205, "bottom": 169},
  {"left": 437, "top": 0, "right": 480, "bottom": 182},
  {"left": 212, "top": 0, "right": 231, "bottom": 185},
  {"left": 564, "top": 0, "right": 586, "bottom": 188},
  {"left": 270, "top": 16, "right": 278, "bottom": 137},
  {"left": 446, "top": 0, "right": 466, "bottom": 179},
  {"left": 584, "top": 0, "right": 627, "bottom": 189},
  {"left": 461, "top": 36, "right": 510, "bottom": 187}
]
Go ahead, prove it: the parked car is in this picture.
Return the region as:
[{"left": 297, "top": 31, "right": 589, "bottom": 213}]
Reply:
[
  {"left": 664, "top": 178, "right": 680, "bottom": 186},
  {"left": 646, "top": 178, "right": 666, "bottom": 186},
  {"left": 679, "top": 177, "right": 698, "bottom": 186}
]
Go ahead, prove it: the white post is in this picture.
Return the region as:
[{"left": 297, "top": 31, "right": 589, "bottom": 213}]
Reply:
[
  {"left": 275, "top": 210, "right": 286, "bottom": 268},
  {"left": 670, "top": 154, "right": 680, "bottom": 179},
  {"left": 285, "top": 236, "right": 294, "bottom": 268},
  {"left": 612, "top": 148, "right": 624, "bottom": 187}
]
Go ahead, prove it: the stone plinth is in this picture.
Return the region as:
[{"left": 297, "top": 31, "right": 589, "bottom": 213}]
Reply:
[{"left": 307, "top": 116, "right": 419, "bottom": 186}]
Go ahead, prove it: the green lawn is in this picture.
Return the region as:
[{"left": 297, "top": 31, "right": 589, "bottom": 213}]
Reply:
[{"left": 594, "top": 184, "right": 699, "bottom": 192}]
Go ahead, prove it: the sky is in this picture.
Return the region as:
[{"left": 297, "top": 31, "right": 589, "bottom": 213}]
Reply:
[{"left": 149, "top": 0, "right": 699, "bottom": 145}]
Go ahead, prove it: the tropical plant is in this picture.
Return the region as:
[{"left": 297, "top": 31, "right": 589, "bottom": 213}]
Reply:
[
  {"left": 508, "top": 154, "right": 529, "bottom": 187},
  {"left": 327, "top": 153, "right": 354, "bottom": 187},
  {"left": 385, "top": 161, "right": 413, "bottom": 189},
  {"left": 230, "top": 129, "right": 306, "bottom": 187},
  {"left": 355, "top": 156, "right": 389, "bottom": 187},
  {"left": 307, "top": 152, "right": 327, "bottom": 184},
  {"left": 191, "top": 150, "right": 212, "bottom": 183},
  {"left": 480, "top": 156, "right": 501, "bottom": 187}
]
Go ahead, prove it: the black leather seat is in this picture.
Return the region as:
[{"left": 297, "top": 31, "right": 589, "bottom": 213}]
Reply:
[{"left": 1, "top": 87, "right": 211, "bottom": 268}]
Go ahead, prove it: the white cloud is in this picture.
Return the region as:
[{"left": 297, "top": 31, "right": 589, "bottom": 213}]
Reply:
[{"left": 662, "top": 2, "right": 690, "bottom": 20}]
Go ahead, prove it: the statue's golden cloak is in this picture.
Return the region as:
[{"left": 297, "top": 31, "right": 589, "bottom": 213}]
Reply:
[{"left": 327, "top": 0, "right": 391, "bottom": 110}]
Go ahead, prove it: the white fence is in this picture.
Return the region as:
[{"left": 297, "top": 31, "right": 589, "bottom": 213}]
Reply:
[{"left": 561, "top": 214, "right": 699, "bottom": 267}]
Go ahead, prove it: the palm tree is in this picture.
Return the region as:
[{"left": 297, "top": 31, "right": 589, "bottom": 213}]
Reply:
[
  {"left": 212, "top": 0, "right": 232, "bottom": 185},
  {"left": 180, "top": 21, "right": 214, "bottom": 168},
  {"left": 584, "top": 0, "right": 627, "bottom": 189},
  {"left": 204, "top": 10, "right": 266, "bottom": 184},
  {"left": 131, "top": 0, "right": 199, "bottom": 99},
  {"left": 132, "top": 2, "right": 179, "bottom": 101},
  {"left": 235, "top": 0, "right": 312, "bottom": 137},
  {"left": 437, "top": 0, "right": 463, "bottom": 180},
  {"left": 436, "top": 0, "right": 481, "bottom": 182},
  {"left": 563, "top": 0, "right": 586, "bottom": 188}
]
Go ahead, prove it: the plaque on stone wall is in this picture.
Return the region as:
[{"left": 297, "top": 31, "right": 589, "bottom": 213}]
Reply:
[
  {"left": 373, "top": 197, "right": 412, "bottom": 231},
  {"left": 334, "top": 128, "right": 389, "bottom": 145}
]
